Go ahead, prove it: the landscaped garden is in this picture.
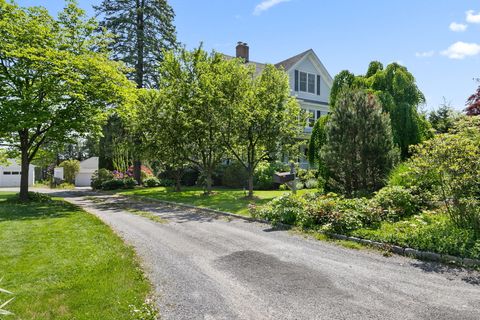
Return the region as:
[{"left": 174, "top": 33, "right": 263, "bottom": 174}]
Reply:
[{"left": 0, "top": 192, "right": 156, "bottom": 319}]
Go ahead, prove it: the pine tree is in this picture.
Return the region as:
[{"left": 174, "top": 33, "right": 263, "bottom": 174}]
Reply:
[
  {"left": 95, "top": 0, "right": 178, "bottom": 88},
  {"left": 95, "top": 0, "right": 178, "bottom": 183},
  {"left": 322, "top": 89, "right": 399, "bottom": 196}
]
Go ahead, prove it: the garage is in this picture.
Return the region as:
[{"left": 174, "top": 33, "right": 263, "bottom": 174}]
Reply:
[
  {"left": 75, "top": 157, "right": 99, "bottom": 187},
  {"left": 0, "top": 159, "right": 35, "bottom": 187}
]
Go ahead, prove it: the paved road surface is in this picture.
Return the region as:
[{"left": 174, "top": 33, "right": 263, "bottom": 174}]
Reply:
[{"left": 15, "top": 189, "right": 480, "bottom": 320}]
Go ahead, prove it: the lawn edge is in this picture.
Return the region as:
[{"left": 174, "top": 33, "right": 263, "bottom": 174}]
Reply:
[{"left": 122, "top": 192, "right": 480, "bottom": 268}]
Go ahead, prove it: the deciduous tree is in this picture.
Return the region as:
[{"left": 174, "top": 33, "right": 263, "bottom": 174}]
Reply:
[{"left": 0, "top": 0, "right": 133, "bottom": 201}]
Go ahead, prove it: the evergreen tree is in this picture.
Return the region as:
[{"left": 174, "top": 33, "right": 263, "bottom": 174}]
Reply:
[
  {"left": 428, "top": 99, "right": 459, "bottom": 133},
  {"left": 95, "top": 0, "right": 178, "bottom": 183},
  {"left": 322, "top": 89, "right": 399, "bottom": 196},
  {"left": 95, "top": 0, "right": 178, "bottom": 88}
]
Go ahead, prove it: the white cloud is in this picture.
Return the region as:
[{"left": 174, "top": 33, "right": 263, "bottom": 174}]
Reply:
[
  {"left": 441, "top": 41, "right": 480, "bottom": 59},
  {"left": 253, "top": 0, "right": 290, "bottom": 15},
  {"left": 415, "top": 51, "right": 435, "bottom": 58},
  {"left": 449, "top": 22, "right": 467, "bottom": 32},
  {"left": 466, "top": 10, "right": 480, "bottom": 23}
]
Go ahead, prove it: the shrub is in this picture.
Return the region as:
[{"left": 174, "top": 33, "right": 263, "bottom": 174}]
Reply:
[
  {"left": 254, "top": 161, "right": 289, "bottom": 190},
  {"left": 59, "top": 159, "right": 80, "bottom": 184},
  {"left": 253, "top": 193, "right": 305, "bottom": 226},
  {"left": 221, "top": 161, "right": 248, "bottom": 188},
  {"left": 123, "top": 177, "right": 137, "bottom": 189},
  {"left": 143, "top": 177, "right": 161, "bottom": 188},
  {"left": 406, "top": 124, "right": 480, "bottom": 232},
  {"left": 159, "top": 178, "right": 175, "bottom": 187},
  {"left": 91, "top": 169, "right": 114, "bottom": 190},
  {"left": 373, "top": 186, "right": 421, "bottom": 221},
  {"left": 8, "top": 192, "right": 52, "bottom": 203},
  {"left": 305, "top": 178, "right": 319, "bottom": 189},
  {"left": 101, "top": 179, "right": 126, "bottom": 190}
]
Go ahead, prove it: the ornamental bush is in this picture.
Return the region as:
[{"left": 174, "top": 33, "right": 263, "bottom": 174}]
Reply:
[
  {"left": 59, "top": 159, "right": 80, "bottom": 184},
  {"left": 373, "top": 186, "right": 421, "bottom": 221},
  {"left": 143, "top": 177, "right": 161, "bottom": 188},
  {"left": 101, "top": 179, "right": 126, "bottom": 190},
  {"left": 91, "top": 169, "right": 114, "bottom": 190},
  {"left": 254, "top": 193, "right": 305, "bottom": 226}
]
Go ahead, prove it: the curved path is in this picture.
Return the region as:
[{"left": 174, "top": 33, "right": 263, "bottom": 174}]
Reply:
[{"left": 54, "top": 191, "right": 480, "bottom": 320}]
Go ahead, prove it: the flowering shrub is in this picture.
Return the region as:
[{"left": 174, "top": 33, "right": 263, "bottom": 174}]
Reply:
[{"left": 372, "top": 186, "right": 421, "bottom": 221}]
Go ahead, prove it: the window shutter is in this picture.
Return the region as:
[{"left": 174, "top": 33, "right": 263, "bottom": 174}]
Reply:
[
  {"left": 294, "top": 70, "right": 299, "bottom": 91},
  {"left": 316, "top": 75, "right": 321, "bottom": 95}
]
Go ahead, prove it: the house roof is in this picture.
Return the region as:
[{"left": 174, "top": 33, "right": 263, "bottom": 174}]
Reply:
[
  {"left": 222, "top": 54, "right": 266, "bottom": 75},
  {"left": 274, "top": 49, "right": 312, "bottom": 71}
]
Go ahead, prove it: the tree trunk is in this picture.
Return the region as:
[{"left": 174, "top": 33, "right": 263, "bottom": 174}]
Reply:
[
  {"left": 19, "top": 140, "right": 30, "bottom": 202},
  {"left": 133, "top": 160, "right": 142, "bottom": 185},
  {"left": 174, "top": 169, "right": 182, "bottom": 192},
  {"left": 247, "top": 168, "right": 254, "bottom": 198},
  {"left": 205, "top": 170, "right": 212, "bottom": 195}
]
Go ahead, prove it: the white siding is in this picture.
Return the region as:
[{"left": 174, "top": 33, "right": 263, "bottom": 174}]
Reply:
[
  {"left": 288, "top": 56, "right": 331, "bottom": 103},
  {"left": 0, "top": 160, "right": 35, "bottom": 187}
]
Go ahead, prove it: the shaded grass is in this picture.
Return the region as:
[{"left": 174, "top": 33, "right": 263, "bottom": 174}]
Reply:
[
  {"left": 119, "top": 186, "right": 315, "bottom": 216},
  {"left": 0, "top": 192, "right": 152, "bottom": 320}
]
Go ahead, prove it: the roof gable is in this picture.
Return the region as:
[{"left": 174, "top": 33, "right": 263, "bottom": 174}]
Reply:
[{"left": 276, "top": 50, "right": 333, "bottom": 87}]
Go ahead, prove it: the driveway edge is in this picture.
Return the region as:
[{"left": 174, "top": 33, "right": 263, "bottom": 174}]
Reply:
[{"left": 123, "top": 193, "right": 480, "bottom": 267}]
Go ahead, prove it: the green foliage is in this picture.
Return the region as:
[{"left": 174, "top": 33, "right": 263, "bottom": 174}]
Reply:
[
  {"left": 332, "top": 62, "right": 428, "bottom": 159},
  {"left": 7, "top": 192, "right": 52, "bottom": 203},
  {"left": 253, "top": 194, "right": 305, "bottom": 226},
  {"left": 101, "top": 179, "right": 127, "bottom": 190},
  {"left": 143, "top": 177, "right": 161, "bottom": 188},
  {"left": 222, "top": 162, "right": 248, "bottom": 188},
  {"left": 428, "top": 100, "right": 459, "bottom": 134},
  {"left": 91, "top": 169, "right": 115, "bottom": 190},
  {"left": 329, "top": 70, "right": 356, "bottom": 109},
  {"left": 322, "top": 89, "right": 399, "bottom": 196},
  {"left": 405, "top": 123, "right": 480, "bottom": 232},
  {"left": 353, "top": 211, "right": 480, "bottom": 259},
  {"left": 221, "top": 62, "right": 303, "bottom": 197},
  {"left": 59, "top": 159, "right": 80, "bottom": 184},
  {"left": 373, "top": 186, "right": 421, "bottom": 221},
  {"left": 254, "top": 161, "right": 289, "bottom": 190},
  {"left": 129, "top": 299, "right": 158, "bottom": 320},
  {"left": 0, "top": 0, "right": 134, "bottom": 200},
  {"left": 307, "top": 116, "right": 329, "bottom": 183},
  {"left": 95, "top": 0, "right": 177, "bottom": 88},
  {"left": 123, "top": 177, "right": 137, "bottom": 189}
]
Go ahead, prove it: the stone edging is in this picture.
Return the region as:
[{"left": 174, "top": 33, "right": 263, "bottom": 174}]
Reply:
[{"left": 124, "top": 194, "right": 480, "bottom": 267}]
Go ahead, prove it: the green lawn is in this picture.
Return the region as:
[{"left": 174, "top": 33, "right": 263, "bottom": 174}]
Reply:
[
  {"left": 120, "top": 186, "right": 315, "bottom": 216},
  {"left": 0, "top": 193, "right": 153, "bottom": 320}
]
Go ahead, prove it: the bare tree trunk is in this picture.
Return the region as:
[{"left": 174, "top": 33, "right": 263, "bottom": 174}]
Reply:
[
  {"left": 174, "top": 169, "right": 182, "bottom": 192},
  {"left": 205, "top": 170, "right": 213, "bottom": 195},
  {"left": 247, "top": 167, "right": 254, "bottom": 198},
  {"left": 133, "top": 159, "right": 142, "bottom": 185},
  {"left": 19, "top": 132, "right": 30, "bottom": 202}
]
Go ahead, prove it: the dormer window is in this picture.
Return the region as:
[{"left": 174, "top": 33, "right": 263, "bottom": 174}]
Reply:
[{"left": 295, "top": 70, "right": 320, "bottom": 95}]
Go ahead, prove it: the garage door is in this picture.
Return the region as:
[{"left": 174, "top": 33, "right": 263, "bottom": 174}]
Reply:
[
  {"left": 0, "top": 171, "right": 21, "bottom": 187},
  {"left": 75, "top": 173, "right": 93, "bottom": 187}
]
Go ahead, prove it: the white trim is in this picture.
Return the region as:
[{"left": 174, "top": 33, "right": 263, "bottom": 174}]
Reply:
[{"left": 288, "top": 50, "right": 333, "bottom": 88}]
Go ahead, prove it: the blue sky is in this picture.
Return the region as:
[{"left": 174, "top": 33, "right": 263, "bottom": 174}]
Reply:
[{"left": 18, "top": 0, "right": 480, "bottom": 111}]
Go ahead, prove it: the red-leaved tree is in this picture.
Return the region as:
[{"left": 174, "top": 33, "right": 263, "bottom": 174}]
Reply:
[{"left": 466, "top": 85, "right": 480, "bottom": 116}]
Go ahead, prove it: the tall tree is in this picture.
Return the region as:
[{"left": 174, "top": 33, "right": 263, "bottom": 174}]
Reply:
[
  {"left": 331, "top": 62, "right": 430, "bottom": 158},
  {"left": 0, "top": 0, "right": 133, "bottom": 201},
  {"left": 95, "top": 0, "right": 178, "bottom": 184},
  {"left": 95, "top": 0, "right": 177, "bottom": 88},
  {"left": 322, "top": 89, "right": 399, "bottom": 196},
  {"left": 223, "top": 64, "right": 303, "bottom": 198}
]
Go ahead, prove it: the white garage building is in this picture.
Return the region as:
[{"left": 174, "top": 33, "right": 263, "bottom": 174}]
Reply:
[
  {"left": 0, "top": 159, "right": 35, "bottom": 187},
  {"left": 75, "top": 157, "right": 99, "bottom": 187}
]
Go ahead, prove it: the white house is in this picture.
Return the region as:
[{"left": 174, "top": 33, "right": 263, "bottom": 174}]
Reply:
[
  {"left": 0, "top": 159, "right": 35, "bottom": 187},
  {"left": 75, "top": 157, "right": 99, "bottom": 187},
  {"left": 226, "top": 42, "right": 334, "bottom": 167}
]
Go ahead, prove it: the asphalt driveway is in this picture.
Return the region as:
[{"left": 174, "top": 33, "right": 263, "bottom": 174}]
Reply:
[{"left": 39, "top": 190, "right": 480, "bottom": 319}]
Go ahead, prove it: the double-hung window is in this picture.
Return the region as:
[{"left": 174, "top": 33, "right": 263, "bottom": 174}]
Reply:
[{"left": 296, "top": 70, "right": 320, "bottom": 95}]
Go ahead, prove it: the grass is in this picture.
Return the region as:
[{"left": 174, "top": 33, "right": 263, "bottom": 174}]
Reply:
[
  {"left": 119, "top": 186, "right": 315, "bottom": 216},
  {"left": 0, "top": 192, "right": 154, "bottom": 320},
  {"left": 352, "top": 211, "right": 480, "bottom": 259}
]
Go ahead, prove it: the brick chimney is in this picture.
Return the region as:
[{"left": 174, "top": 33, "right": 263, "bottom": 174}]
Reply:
[{"left": 236, "top": 41, "right": 249, "bottom": 62}]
